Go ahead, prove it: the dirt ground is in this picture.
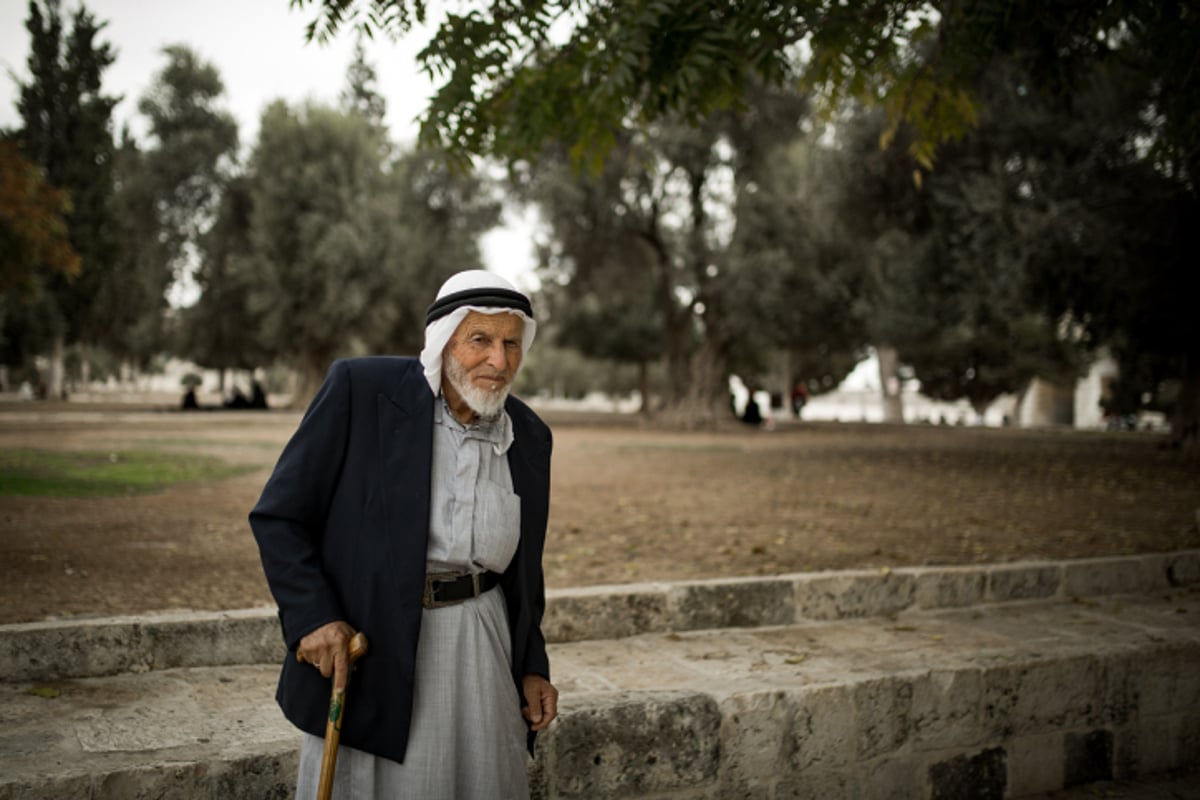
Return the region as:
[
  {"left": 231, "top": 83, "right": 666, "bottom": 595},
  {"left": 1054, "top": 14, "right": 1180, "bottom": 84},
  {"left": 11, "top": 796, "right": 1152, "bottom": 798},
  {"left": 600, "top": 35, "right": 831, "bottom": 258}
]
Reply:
[{"left": 1, "top": 402, "right": 1198, "bottom": 625}]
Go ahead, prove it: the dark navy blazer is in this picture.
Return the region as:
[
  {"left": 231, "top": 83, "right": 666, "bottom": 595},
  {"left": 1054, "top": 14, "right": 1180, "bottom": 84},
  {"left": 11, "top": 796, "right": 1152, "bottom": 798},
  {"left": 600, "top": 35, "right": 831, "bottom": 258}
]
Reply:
[{"left": 249, "top": 356, "right": 552, "bottom": 764}]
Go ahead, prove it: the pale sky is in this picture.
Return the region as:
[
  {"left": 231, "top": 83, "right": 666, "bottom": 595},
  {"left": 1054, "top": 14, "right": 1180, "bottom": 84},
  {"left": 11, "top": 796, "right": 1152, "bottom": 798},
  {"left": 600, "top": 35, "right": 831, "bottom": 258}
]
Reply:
[{"left": 0, "top": 0, "right": 537, "bottom": 288}]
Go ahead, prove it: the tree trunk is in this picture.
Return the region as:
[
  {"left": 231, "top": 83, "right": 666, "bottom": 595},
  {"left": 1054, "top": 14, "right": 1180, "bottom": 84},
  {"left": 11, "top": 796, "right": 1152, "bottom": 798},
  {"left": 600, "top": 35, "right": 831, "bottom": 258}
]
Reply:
[
  {"left": 877, "top": 345, "right": 905, "bottom": 424},
  {"left": 1168, "top": 352, "right": 1200, "bottom": 450},
  {"left": 640, "top": 213, "right": 690, "bottom": 409},
  {"left": 637, "top": 361, "right": 652, "bottom": 415},
  {"left": 658, "top": 340, "right": 730, "bottom": 428},
  {"left": 291, "top": 355, "right": 329, "bottom": 411},
  {"left": 47, "top": 335, "right": 65, "bottom": 399}
]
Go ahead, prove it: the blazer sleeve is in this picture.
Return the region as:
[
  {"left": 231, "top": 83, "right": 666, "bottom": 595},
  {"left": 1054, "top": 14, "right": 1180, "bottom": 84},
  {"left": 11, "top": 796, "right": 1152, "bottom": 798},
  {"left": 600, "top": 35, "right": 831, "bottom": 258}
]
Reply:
[
  {"left": 505, "top": 404, "right": 553, "bottom": 683},
  {"left": 249, "top": 360, "right": 352, "bottom": 649}
]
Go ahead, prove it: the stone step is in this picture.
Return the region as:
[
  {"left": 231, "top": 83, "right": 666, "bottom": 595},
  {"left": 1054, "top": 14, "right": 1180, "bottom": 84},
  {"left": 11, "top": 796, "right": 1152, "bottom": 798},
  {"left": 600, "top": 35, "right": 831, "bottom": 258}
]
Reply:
[
  {"left": 4, "top": 552, "right": 1197, "bottom": 682},
  {"left": 1, "top": 554, "right": 1198, "bottom": 799}
]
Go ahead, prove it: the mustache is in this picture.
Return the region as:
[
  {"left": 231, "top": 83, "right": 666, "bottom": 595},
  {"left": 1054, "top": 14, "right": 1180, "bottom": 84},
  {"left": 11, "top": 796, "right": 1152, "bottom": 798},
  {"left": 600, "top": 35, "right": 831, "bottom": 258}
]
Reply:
[{"left": 471, "top": 368, "right": 510, "bottom": 381}]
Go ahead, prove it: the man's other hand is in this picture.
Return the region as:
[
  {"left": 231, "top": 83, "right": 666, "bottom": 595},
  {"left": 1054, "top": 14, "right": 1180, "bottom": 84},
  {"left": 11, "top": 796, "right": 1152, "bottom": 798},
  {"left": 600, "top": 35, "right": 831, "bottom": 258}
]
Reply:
[{"left": 522, "top": 674, "right": 559, "bottom": 732}]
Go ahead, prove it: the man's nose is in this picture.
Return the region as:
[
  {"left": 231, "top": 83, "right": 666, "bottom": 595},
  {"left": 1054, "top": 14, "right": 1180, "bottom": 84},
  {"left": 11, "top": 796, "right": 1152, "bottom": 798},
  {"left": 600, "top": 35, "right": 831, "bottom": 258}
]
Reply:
[{"left": 485, "top": 342, "right": 508, "bottom": 370}]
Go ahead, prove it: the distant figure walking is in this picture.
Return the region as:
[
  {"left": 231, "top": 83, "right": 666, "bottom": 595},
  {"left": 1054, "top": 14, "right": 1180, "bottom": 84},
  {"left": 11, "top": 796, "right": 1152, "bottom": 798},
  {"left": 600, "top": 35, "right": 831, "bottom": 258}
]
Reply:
[{"left": 790, "top": 381, "right": 809, "bottom": 418}]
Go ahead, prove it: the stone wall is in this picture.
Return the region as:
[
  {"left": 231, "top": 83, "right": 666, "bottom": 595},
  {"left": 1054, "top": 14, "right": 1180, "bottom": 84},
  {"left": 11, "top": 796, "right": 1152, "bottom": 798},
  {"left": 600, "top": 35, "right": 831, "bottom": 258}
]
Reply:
[{"left": 1, "top": 551, "right": 1197, "bottom": 799}]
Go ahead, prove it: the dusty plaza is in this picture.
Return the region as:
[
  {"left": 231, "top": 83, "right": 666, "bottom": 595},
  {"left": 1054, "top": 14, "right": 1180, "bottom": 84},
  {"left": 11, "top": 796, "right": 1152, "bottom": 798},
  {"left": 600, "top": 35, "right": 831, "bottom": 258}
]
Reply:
[
  {"left": 2, "top": 401, "right": 1200, "bottom": 798},
  {"left": 1, "top": 401, "right": 1197, "bottom": 625}
]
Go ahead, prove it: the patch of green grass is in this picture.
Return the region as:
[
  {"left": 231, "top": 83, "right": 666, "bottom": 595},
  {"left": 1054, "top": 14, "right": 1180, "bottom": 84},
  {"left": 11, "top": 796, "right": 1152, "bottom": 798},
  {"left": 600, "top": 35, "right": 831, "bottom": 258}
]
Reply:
[
  {"left": 140, "top": 438, "right": 283, "bottom": 450},
  {"left": 0, "top": 449, "right": 255, "bottom": 497}
]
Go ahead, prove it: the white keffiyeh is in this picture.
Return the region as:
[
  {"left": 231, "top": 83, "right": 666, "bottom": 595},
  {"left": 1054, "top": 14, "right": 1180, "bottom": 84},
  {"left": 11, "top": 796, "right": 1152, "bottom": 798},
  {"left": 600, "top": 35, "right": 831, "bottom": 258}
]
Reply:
[{"left": 419, "top": 270, "right": 537, "bottom": 396}]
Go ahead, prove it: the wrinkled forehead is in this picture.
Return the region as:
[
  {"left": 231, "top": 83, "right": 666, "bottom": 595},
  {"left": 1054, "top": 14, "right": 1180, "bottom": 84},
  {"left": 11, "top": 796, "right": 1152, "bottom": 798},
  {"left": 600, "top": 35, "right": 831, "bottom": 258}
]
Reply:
[{"left": 450, "top": 310, "right": 526, "bottom": 341}]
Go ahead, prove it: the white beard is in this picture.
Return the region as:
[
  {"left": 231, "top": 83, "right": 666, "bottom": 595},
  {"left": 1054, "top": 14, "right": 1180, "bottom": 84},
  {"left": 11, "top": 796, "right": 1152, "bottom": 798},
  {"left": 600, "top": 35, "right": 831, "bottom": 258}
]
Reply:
[{"left": 443, "top": 352, "right": 510, "bottom": 419}]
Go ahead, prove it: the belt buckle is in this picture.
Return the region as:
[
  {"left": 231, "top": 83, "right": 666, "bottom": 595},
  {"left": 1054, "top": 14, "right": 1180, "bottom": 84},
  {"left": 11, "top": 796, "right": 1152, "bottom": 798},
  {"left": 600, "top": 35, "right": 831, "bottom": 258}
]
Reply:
[{"left": 423, "top": 571, "right": 465, "bottom": 609}]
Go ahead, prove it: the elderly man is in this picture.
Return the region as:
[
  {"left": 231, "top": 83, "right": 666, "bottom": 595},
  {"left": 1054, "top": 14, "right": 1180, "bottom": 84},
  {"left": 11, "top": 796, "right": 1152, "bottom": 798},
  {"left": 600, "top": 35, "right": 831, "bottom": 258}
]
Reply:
[{"left": 250, "top": 270, "right": 558, "bottom": 799}]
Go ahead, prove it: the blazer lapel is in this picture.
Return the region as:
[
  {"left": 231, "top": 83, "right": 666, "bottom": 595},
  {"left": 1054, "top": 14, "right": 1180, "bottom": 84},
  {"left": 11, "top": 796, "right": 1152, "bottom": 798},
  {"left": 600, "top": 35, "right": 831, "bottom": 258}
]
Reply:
[{"left": 378, "top": 366, "right": 435, "bottom": 545}]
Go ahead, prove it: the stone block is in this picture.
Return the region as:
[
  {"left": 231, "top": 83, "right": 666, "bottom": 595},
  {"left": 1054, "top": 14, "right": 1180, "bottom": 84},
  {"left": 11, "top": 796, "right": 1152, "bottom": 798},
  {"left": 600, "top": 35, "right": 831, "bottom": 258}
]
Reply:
[
  {"left": 69, "top": 751, "right": 298, "bottom": 800},
  {"left": 909, "top": 668, "right": 984, "bottom": 751},
  {"left": 774, "top": 770, "right": 856, "bottom": 800},
  {"left": 928, "top": 747, "right": 1006, "bottom": 800},
  {"left": 718, "top": 690, "right": 790, "bottom": 787},
  {"left": 528, "top": 728, "right": 552, "bottom": 800},
  {"left": 0, "top": 620, "right": 139, "bottom": 681},
  {"left": 1098, "top": 653, "right": 1140, "bottom": 727},
  {"left": 795, "top": 570, "right": 916, "bottom": 621},
  {"left": 1112, "top": 724, "right": 1139, "bottom": 780},
  {"left": 981, "top": 657, "right": 1102, "bottom": 739},
  {"left": 551, "top": 691, "right": 720, "bottom": 799},
  {"left": 913, "top": 567, "right": 987, "bottom": 610},
  {"left": 854, "top": 676, "right": 915, "bottom": 760},
  {"left": 1062, "top": 556, "right": 1168, "bottom": 598},
  {"left": 544, "top": 585, "right": 670, "bottom": 643},
  {"left": 1130, "top": 644, "right": 1200, "bottom": 718},
  {"left": 669, "top": 577, "right": 796, "bottom": 632},
  {"left": 1181, "top": 710, "right": 1200, "bottom": 768},
  {"left": 858, "top": 757, "right": 923, "bottom": 800},
  {"left": 1167, "top": 551, "right": 1200, "bottom": 586},
  {"left": 1063, "top": 729, "right": 1114, "bottom": 787},
  {"left": 139, "top": 613, "right": 284, "bottom": 671},
  {"left": 0, "top": 609, "right": 285, "bottom": 682},
  {"left": 987, "top": 564, "right": 1061, "bottom": 602},
  {"left": 782, "top": 684, "right": 858, "bottom": 773},
  {"left": 1126, "top": 714, "right": 1190, "bottom": 776},
  {"left": 1006, "top": 733, "right": 1064, "bottom": 796},
  {"left": 0, "top": 773, "right": 95, "bottom": 800},
  {"left": 711, "top": 777, "right": 772, "bottom": 800}
]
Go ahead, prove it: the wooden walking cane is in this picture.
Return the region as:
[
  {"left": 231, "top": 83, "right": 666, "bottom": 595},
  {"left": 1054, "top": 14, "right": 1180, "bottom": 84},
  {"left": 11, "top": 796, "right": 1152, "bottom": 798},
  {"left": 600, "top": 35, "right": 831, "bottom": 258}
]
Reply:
[{"left": 311, "top": 631, "right": 369, "bottom": 800}]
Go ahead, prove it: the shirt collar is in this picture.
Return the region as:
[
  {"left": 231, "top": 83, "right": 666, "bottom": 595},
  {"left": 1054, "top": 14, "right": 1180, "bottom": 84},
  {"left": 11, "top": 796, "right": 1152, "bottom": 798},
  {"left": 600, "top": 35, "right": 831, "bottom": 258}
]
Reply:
[{"left": 434, "top": 393, "right": 515, "bottom": 455}]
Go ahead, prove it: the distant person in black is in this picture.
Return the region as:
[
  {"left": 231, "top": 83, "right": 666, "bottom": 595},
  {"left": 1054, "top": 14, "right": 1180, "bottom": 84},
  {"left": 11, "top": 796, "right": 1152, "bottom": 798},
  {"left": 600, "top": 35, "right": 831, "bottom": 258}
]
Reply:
[
  {"left": 181, "top": 387, "right": 200, "bottom": 410},
  {"left": 225, "top": 386, "right": 251, "bottom": 409},
  {"left": 741, "top": 386, "right": 764, "bottom": 426},
  {"left": 250, "top": 380, "right": 268, "bottom": 410}
]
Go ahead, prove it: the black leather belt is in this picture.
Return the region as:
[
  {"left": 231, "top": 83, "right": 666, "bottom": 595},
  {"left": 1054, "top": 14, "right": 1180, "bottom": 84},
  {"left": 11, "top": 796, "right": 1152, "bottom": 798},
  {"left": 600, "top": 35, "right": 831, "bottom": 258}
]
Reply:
[{"left": 422, "top": 571, "right": 501, "bottom": 609}]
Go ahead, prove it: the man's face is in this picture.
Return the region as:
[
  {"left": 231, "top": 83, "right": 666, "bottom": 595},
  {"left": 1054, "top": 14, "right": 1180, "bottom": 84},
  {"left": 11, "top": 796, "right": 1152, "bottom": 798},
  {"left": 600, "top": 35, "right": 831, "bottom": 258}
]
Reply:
[{"left": 442, "top": 311, "right": 525, "bottom": 419}]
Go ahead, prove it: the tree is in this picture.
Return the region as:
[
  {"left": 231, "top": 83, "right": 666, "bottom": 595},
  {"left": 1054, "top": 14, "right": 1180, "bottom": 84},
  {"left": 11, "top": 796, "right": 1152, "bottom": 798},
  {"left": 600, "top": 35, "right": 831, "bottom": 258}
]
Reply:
[
  {"left": 0, "top": 138, "right": 80, "bottom": 297},
  {"left": 903, "top": 18, "right": 1200, "bottom": 440},
  {"left": 0, "top": 138, "right": 80, "bottom": 384},
  {"left": 514, "top": 123, "right": 726, "bottom": 419},
  {"left": 99, "top": 132, "right": 172, "bottom": 370},
  {"left": 717, "top": 83, "right": 867, "bottom": 401},
  {"left": 136, "top": 45, "right": 239, "bottom": 274},
  {"left": 179, "top": 174, "right": 272, "bottom": 382},
  {"left": 101, "top": 45, "right": 241, "bottom": 376},
  {"left": 512, "top": 131, "right": 675, "bottom": 412},
  {"left": 884, "top": 58, "right": 1092, "bottom": 418},
  {"left": 238, "top": 101, "right": 391, "bottom": 401},
  {"left": 372, "top": 147, "right": 502, "bottom": 356},
  {"left": 516, "top": 83, "right": 863, "bottom": 421},
  {"left": 341, "top": 37, "right": 387, "bottom": 128},
  {"left": 297, "top": 0, "right": 1200, "bottom": 441},
  {"left": 290, "top": 0, "right": 982, "bottom": 169},
  {"left": 233, "top": 100, "right": 500, "bottom": 406},
  {"left": 15, "top": 0, "right": 118, "bottom": 395}
]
